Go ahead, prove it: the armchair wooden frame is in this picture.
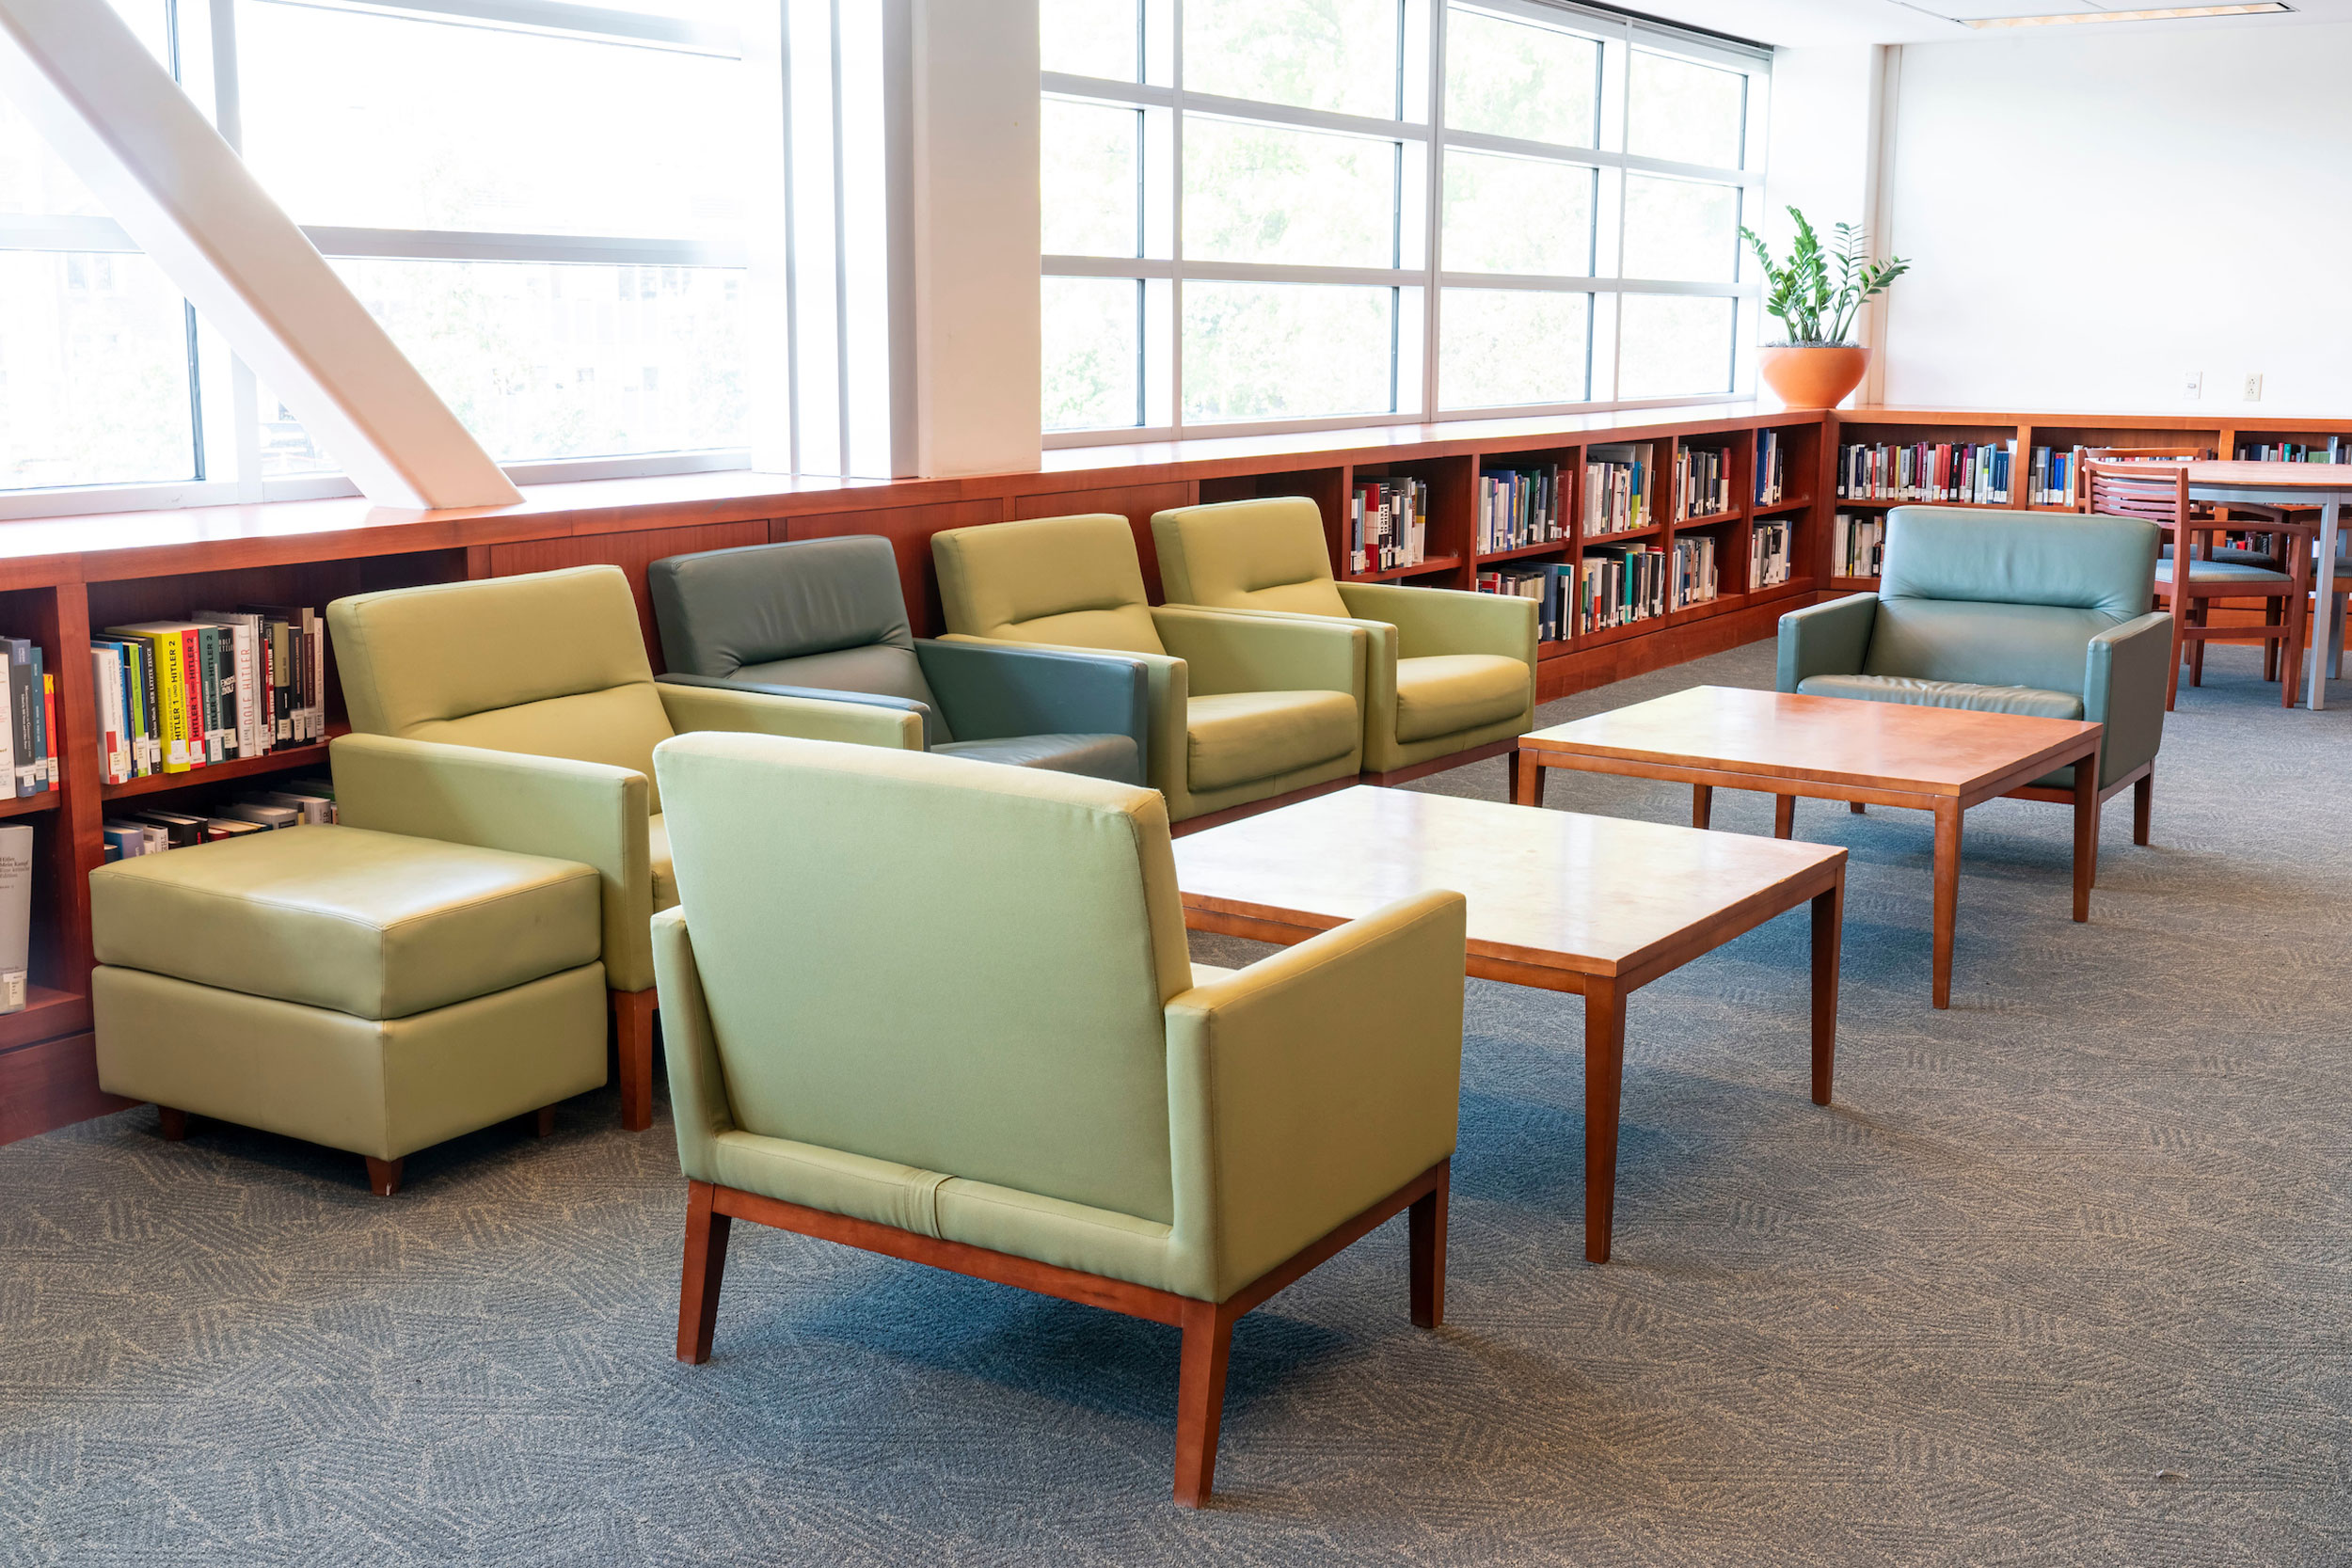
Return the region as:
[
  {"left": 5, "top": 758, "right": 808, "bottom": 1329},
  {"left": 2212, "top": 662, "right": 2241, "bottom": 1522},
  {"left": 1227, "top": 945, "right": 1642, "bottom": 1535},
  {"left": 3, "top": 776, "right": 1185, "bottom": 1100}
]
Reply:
[{"left": 675, "top": 1158, "right": 1451, "bottom": 1508}]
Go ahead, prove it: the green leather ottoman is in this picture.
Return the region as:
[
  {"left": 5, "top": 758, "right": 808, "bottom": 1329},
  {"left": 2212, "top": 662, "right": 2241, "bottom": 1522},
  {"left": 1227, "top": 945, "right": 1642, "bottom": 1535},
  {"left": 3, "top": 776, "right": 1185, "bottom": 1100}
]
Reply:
[{"left": 91, "top": 824, "right": 608, "bottom": 1195}]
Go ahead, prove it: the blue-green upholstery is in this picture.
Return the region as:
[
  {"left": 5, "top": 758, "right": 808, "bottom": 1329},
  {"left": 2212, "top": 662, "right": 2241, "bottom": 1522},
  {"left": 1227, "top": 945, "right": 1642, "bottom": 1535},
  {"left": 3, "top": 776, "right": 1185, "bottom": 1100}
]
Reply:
[
  {"left": 1778, "top": 508, "right": 2173, "bottom": 790},
  {"left": 648, "top": 536, "right": 1151, "bottom": 784}
]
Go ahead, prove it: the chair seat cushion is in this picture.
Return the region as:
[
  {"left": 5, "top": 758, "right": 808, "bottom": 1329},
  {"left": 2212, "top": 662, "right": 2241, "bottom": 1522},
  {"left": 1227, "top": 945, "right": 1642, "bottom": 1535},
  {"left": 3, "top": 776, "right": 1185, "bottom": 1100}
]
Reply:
[
  {"left": 1393, "top": 654, "right": 1531, "bottom": 743},
  {"left": 88, "top": 824, "right": 602, "bottom": 1022},
  {"left": 1184, "top": 689, "right": 1359, "bottom": 793},
  {"left": 647, "top": 813, "right": 679, "bottom": 913},
  {"left": 2153, "top": 559, "right": 2295, "bottom": 586},
  {"left": 1797, "top": 673, "right": 2085, "bottom": 721},
  {"left": 932, "top": 731, "right": 1140, "bottom": 783}
]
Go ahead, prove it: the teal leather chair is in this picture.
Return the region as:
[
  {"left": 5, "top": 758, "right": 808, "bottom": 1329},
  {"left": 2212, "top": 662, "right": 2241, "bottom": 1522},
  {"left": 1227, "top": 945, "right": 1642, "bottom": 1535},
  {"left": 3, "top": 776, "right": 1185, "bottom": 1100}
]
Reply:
[
  {"left": 1778, "top": 507, "right": 2173, "bottom": 839},
  {"left": 650, "top": 731, "right": 1467, "bottom": 1506}
]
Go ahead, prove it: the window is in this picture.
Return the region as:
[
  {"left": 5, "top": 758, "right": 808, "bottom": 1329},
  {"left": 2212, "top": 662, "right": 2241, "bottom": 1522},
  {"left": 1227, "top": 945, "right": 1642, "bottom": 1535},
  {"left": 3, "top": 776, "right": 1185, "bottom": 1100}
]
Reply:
[
  {"left": 1040, "top": 0, "right": 1767, "bottom": 441},
  {"left": 0, "top": 0, "right": 754, "bottom": 509}
]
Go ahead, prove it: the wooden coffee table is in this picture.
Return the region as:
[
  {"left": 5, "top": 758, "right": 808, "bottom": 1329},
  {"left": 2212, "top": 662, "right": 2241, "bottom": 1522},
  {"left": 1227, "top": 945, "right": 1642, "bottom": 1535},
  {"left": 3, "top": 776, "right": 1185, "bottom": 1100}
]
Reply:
[
  {"left": 1513, "top": 686, "right": 2104, "bottom": 1010},
  {"left": 1171, "top": 785, "right": 1846, "bottom": 1264}
]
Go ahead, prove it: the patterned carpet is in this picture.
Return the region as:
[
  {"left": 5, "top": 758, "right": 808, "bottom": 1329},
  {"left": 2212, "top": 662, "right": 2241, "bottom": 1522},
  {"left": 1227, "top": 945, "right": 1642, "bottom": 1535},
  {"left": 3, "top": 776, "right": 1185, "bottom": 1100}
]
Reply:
[{"left": 4, "top": 641, "right": 2349, "bottom": 1566}]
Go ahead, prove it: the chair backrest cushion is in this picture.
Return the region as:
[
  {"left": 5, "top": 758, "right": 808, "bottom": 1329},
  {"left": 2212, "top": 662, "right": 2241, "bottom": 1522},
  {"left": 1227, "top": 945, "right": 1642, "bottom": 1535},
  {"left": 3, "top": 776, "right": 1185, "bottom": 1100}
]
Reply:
[
  {"left": 932, "top": 515, "right": 1168, "bottom": 656},
  {"left": 1152, "top": 498, "right": 1351, "bottom": 617},
  {"left": 654, "top": 732, "right": 1193, "bottom": 1224},
  {"left": 648, "top": 535, "right": 943, "bottom": 733},
  {"left": 328, "top": 564, "right": 676, "bottom": 809},
  {"left": 1866, "top": 509, "right": 2158, "bottom": 693}
]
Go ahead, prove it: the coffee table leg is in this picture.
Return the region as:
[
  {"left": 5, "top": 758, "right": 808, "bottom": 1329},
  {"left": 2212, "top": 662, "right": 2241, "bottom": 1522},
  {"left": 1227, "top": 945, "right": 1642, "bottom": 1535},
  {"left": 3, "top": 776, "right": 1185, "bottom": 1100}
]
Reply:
[
  {"left": 2073, "top": 751, "right": 2099, "bottom": 921},
  {"left": 1810, "top": 879, "right": 1842, "bottom": 1106},
  {"left": 1931, "top": 800, "right": 1962, "bottom": 1009},
  {"left": 1772, "top": 794, "right": 1795, "bottom": 840},
  {"left": 1691, "top": 784, "right": 1712, "bottom": 830},
  {"left": 1583, "top": 977, "right": 1626, "bottom": 1265},
  {"left": 1513, "top": 749, "right": 1547, "bottom": 808}
]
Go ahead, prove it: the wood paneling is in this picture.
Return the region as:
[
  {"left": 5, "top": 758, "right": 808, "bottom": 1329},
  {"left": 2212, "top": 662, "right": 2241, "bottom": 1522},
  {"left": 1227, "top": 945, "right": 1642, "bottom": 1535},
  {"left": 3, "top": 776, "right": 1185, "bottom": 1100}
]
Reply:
[
  {"left": 783, "top": 498, "right": 1004, "bottom": 637},
  {"left": 0, "top": 1033, "right": 126, "bottom": 1146},
  {"left": 1014, "top": 482, "right": 1195, "bottom": 602},
  {"left": 486, "top": 522, "right": 770, "bottom": 673}
]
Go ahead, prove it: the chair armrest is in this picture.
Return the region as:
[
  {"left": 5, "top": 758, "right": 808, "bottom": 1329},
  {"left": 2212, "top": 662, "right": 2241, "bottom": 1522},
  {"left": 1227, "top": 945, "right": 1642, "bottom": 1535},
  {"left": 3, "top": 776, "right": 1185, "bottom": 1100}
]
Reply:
[
  {"left": 2085, "top": 610, "right": 2173, "bottom": 785},
  {"left": 1776, "top": 594, "right": 1879, "bottom": 691},
  {"left": 1163, "top": 889, "right": 1466, "bottom": 1304},
  {"left": 656, "top": 675, "right": 924, "bottom": 751},
  {"left": 650, "top": 906, "right": 732, "bottom": 1182},
  {"left": 328, "top": 733, "right": 655, "bottom": 991},
  {"left": 1336, "top": 581, "right": 1537, "bottom": 664},
  {"left": 1152, "top": 604, "right": 1364, "bottom": 701},
  {"left": 914, "top": 639, "right": 1150, "bottom": 755},
  {"left": 938, "top": 632, "right": 1189, "bottom": 801}
]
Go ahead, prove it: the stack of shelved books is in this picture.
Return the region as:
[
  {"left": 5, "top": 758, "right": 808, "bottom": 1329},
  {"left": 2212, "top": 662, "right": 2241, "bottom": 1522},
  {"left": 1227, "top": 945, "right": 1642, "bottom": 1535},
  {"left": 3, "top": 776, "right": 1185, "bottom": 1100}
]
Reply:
[
  {"left": 1838, "top": 440, "right": 2015, "bottom": 503},
  {"left": 1474, "top": 563, "right": 1573, "bottom": 643},
  {"left": 93, "top": 607, "right": 327, "bottom": 785},
  {"left": 0, "top": 640, "right": 59, "bottom": 798},
  {"left": 1831, "top": 514, "right": 1886, "bottom": 578},
  {"left": 1583, "top": 442, "right": 1656, "bottom": 537},
  {"left": 2025, "top": 448, "right": 2076, "bottom": 507},
  {"left": 1751, "top": 519, "right": 1792, "bottom": 590},
  {"left": 1671, "top": 534, "right": 1719, "bottom": 610},
  {"left": 1756, "top": 430, "right": 1788, "bottom": 506},
  {"left": 1477, "top": 466, "right": 1565, "bottom": 554},
  {"left": 2238, "top": 439, "right": 2346, "bottom": 462},
  {"left": 1580, "top": 544, "right": 1667, "bottom": 633},
  {"left": 1350, "top": 477, "right": 1429, "bottom": 573},
  {"left": 1675, "top": 446, "right": 1731, "bottom": 520},
  {"left": 101, "top": 780, "right": 337, "bottom": 860}
]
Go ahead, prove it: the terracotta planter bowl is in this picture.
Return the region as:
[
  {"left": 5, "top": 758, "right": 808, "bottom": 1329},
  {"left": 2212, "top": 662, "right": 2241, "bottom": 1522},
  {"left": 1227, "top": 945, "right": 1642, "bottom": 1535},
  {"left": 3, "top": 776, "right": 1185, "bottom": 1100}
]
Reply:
[{"left": 1759, "top": 345, "right": 1868, "bottom": 409}]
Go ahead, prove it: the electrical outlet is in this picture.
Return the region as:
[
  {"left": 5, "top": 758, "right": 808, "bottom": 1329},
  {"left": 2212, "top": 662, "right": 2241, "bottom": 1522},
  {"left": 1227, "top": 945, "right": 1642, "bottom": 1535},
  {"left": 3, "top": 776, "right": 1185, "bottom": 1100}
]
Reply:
[
  {"left": 2244, "top": 372, "right": 2264, "bottom": 402},
  {"left": 2184, "top": 371, "right": 2202, "bottom": 400}
]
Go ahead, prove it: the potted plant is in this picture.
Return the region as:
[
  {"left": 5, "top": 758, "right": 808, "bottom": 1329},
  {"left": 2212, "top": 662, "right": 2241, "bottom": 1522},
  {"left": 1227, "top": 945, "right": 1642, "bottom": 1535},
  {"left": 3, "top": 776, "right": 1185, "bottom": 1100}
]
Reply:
[{"left": 1740, "top": 207, "right": 1910, "bottom": 409}]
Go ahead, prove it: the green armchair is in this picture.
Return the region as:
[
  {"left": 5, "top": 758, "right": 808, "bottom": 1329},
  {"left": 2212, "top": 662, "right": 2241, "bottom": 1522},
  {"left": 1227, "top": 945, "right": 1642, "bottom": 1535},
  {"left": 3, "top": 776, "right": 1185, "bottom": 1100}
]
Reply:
[
  {"left": 652, "top": 731, "right": 1465, "bottom": 1506},
  {"left": 326, "top": 564, "right": 907, "bottom": 1132},
  {"left": 930, "top": 513, "right": 1369, "bottom": 826},
  {"left": 1778, "top": 506, "right": 2172, "bottom": 837},
  {"left": 1152, "top": 497, "right": 1536, "bottom": 782}
]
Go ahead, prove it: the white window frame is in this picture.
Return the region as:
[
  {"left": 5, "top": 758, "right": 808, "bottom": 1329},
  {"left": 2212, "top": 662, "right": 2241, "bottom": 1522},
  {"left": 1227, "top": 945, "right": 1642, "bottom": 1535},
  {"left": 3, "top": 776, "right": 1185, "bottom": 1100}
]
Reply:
[{"left": 1041, "top": 0, "right": 1770, "bottom": 449}]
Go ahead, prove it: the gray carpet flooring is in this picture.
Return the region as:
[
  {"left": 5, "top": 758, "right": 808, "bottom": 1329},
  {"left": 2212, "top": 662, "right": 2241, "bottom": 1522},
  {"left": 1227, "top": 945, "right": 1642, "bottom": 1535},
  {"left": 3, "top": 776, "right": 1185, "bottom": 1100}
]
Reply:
[{"left": 5, "top": 641, "right": 2350, "bottom": 1566}]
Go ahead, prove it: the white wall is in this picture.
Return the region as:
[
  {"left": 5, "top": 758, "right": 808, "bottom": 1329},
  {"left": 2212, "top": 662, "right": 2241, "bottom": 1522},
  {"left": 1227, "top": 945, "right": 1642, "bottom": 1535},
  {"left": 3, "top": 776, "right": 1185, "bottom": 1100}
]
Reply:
[
  {"left": 1759, "top": 43, "right": 1885, "bottom": 402},
  {"left": 1879, "top": 22, "right": 2352, "bottom": 417}
]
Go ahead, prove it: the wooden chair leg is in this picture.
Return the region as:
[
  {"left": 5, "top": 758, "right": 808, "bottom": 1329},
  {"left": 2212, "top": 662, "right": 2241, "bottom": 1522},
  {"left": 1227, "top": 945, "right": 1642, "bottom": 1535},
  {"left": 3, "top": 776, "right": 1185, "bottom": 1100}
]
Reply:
[
  {"left": 1172, "top": 1298, "right": 1238, "bottom": 1508},
  {"left": 1849, "top": 800, "right": 1866, "bottom": 815},
  {"left": 1409, "top": 1161, "right": 1449, "bottom": 1329},
  {"left": 2189, "top": 599, "right": 2207, "bottom": 687},
  {"left": 365, "top": 1157, "right": 403, "bottom": 1196},
  {"left": 2163, "top": 594, "right": 2184, "bottom": 710},
  {"left": 156, "top": 1105, "right": 187, "bottom": 1141},
  {"left": 2264, "top": 597, "right": 2282, "bottom": 683},
  {"left": 677, "top": 1179, "right": 731, "bottom": 1365},
  {"left": 612, "top": 988, "right": 660, "bottom": 1132},
  {"left": 2283, "top": 566, "right": 2310, "bottom": 708},
  {"left": 2133, "top": 770, "right": 2153, "bottom": 847},
  {"left": 533, "top": 1105, "right": 557, "bottom": 1138}
]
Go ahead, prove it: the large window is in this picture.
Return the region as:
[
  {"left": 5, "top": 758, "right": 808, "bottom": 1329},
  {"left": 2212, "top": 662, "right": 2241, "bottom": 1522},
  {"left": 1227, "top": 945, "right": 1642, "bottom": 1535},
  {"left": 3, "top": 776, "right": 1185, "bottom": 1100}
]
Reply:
[
  {"left": 1040, "top": 0, "right": 1767, "bottom": 441},
  {"left": 0, "top": 0, "right": 751, "bottom": 510}
]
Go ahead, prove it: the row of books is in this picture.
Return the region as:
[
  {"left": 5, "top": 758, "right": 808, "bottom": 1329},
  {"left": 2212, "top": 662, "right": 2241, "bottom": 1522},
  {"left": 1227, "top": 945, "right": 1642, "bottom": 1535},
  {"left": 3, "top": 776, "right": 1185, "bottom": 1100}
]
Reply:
[
  {"left": 1584, "top": 443, "right": 1658, "bottom": 537},
  {"left": 1671, "top": 535, "right": 1719, "bottom": 610},
  {"left": 1837, "top": 441, "right": 2017, "bottom": 505},
  {"left": 102, "top": 781, "right": 337, "bottom": 861},
  {"left": 1756, "top": 429, "right": 1789, "bottom": 506},
  {"left": 1832, "top": 513, "right": 1886, "bottom": 579},
  {"left": 1349, "top": 477, "right": 1430, "bottom": 574},
  {"left": 2237, "top": 439, "right": 2347, "bottom": 463},
  {"left": 0, "top": 641, "right": 58, "bottom": 798},
  {"left": 91, "top": 606, "right": 327, "bottom": 784},
  {"left": 1752, "top": 519, "right": 1792, "bottom": 590},
  {"left": 1675, "top": 446, "right": 1732, "bottom": 520},
  {"left": 2025, "top": 447, "right": 2076, "bottom": 507},
  {"left": 1477, "top": 466, "right": 1565, "bottom": 554},
  {"left": 1581, "top": 545, "right": 1669, "bottom": 633},
  {"left": 1475, "top": 565, "right": 1572, "bottom": 645}
]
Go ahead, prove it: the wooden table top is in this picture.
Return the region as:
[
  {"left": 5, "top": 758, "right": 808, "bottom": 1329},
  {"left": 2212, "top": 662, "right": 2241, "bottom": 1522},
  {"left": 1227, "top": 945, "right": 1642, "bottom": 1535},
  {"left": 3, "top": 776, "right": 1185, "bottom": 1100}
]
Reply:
[
  {"left": 2184, "top": 460, "right": 2352, "bottom": 492},
  {"left": 1171, "top": 785, "right": 1843, "bottom": 982},
  {"left": 1519, "top": 686, "right": 2101, "bottom": 798}
]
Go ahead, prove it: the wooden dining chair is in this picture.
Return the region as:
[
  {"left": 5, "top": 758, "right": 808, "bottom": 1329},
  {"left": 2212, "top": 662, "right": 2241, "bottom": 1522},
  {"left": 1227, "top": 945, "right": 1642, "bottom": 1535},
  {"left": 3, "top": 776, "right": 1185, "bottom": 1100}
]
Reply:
[{"left": 2082, "top": 460, "right": 2312, "bottom": 708}]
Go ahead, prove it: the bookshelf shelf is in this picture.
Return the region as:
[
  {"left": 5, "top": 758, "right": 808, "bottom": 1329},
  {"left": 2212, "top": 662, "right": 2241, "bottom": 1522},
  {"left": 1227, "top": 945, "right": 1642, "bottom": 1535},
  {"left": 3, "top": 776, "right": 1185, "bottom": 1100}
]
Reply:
[
  {"left": 1580, "top": 525, "right": 1664, "bottom": 546},
  {"left": 1677, "top": 508, "right": 1742, "bottom": 529},
  {"left": 1754, "top": 495, "right": 1813, "bottom": 515},
  {"left": 1475, "top": 539, "right": 1575, "bottom": 564},
  {"left": 1829, "top": 576, "right": 1880, "bottom": 592},
  {"left": 1575, "top": 618, "right": 1661, "bottom": 651},
  {"left": 1835, "top": 497, "right": 2018, "bottom": 511},
  {"left": 100, "top": 732, "right": 341, "bottom": 801},
  {"left": 0, "top": 791, "right": 61, "bottom": 820},
  {"left": 1350, "top": 555, "right": 1464, "bottom": 583},
  {"left": 0, "top": 987, "right": 90, "bottom": 1055},
  {"left": 1748, "top": 578, "right": 1818, "bottom": 609}
]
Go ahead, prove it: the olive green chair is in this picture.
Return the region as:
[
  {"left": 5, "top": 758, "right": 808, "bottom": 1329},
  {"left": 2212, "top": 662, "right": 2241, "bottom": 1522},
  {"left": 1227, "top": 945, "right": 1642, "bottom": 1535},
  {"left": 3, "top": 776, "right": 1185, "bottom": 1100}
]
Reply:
[
  {"left": 930, "top": 514, "right": 1368, "bottom": 826},
  {"left": 326, "top": 564, "right": 906, "bottom": 1132},
  {"left": 651, "top": 731, "right": 1466, "bottom": 1506},
  {"left": 1152, "top": 497, "right": 1537, "bottom": 783}
]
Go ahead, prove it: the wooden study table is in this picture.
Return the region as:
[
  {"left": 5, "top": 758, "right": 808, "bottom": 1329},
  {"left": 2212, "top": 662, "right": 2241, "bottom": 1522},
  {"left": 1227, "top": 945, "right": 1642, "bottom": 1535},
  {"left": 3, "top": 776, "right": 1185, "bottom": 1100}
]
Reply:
[
  {"left": 1171, "top": 784, "right": 1846, "bottom": 1264},
  {"left": 1514, "top": 687, "right": 2103, "bottom": 1010},
  {"left": 2182, "top": 460, "right": 2352, "bottom": 708}
]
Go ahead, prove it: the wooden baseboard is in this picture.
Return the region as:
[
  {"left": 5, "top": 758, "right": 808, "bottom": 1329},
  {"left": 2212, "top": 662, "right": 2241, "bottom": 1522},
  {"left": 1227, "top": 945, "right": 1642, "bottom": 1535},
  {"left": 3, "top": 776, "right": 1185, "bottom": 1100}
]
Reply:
[
  {"left": 1362, "top": 737, "right": 1518, "bottom": 788},
  {"left": 0, "top": 1032, "right": 133, "bottom": 1147},
  {"left": 1170, "top": 776, "right": 1356, "bottom": 837},
  {"left": 1535, "top": 599, "right": 1789, "bottom": 703}
]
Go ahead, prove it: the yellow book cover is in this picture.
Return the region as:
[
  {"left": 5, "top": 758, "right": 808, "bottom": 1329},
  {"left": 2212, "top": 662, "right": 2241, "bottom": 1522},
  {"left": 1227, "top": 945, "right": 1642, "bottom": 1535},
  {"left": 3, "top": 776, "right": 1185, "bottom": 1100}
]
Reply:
[{"left": 103, "top": 625, "right": 195, "bottom": 772}]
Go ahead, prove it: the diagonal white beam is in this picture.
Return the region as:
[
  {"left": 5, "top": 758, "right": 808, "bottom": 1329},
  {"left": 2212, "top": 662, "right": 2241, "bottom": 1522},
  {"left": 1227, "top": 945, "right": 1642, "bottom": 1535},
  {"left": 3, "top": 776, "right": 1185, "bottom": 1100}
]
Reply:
[{"left": 0, "top": 0, "right": 520, "bottom": 509}]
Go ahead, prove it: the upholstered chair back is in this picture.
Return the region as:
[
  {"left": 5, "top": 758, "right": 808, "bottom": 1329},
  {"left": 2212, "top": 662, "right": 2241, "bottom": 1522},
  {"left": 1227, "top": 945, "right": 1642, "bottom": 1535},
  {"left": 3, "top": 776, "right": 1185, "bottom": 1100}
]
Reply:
[
  {"left": 653, "top": 731, "right": 1194, "bottom": 1223},
  {"left": 647, "top": 536, "right": 947, "bottom": 736},
  {"left": 1152, "top": 497, "right": 1351, "bottom": 617},
  {"left": 328, "top": 565, "right": 677, "bottom": 810},
  {"left": 1866, "top": 509, "right": 2160, "bottom": 694},
  {"left": 932, "top": 514, "right": 1168, "bottom": 655}
]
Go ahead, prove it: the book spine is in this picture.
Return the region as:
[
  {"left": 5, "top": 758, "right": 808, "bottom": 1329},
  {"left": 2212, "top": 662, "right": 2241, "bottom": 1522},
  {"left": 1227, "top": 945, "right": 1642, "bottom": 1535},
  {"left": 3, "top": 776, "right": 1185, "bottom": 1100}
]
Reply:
[
  {"left": 8, "top": 643, "right": 31, "bottom": 798},
  {"left": 40, "top": 672, "right": 56, "bottom": 791},
  {"left": 153, "top": 633, "right": 191, "bottom": 772}
]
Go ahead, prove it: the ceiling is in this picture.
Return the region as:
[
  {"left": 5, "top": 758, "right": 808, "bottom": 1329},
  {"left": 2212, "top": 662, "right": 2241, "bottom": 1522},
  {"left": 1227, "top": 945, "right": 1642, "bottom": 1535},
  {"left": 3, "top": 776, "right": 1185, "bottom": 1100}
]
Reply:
[{"left": 1629, "top": 0, "right": 2352, "bottom": 47}]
